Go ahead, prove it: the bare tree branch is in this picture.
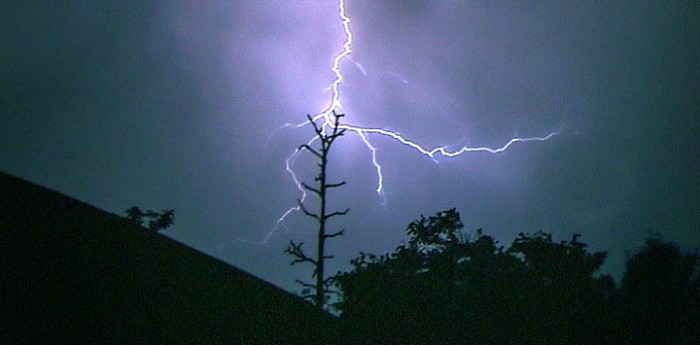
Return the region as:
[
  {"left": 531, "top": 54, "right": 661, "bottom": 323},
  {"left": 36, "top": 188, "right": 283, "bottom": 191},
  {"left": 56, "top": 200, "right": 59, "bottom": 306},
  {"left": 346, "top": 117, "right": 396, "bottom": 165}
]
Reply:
[
  {"left": 324, "top": 229, "right": 345, "bottom": 238},
  {"left": 324, "top": 289, "right": 340, "bottom": 296},
  {"left": 299, "top": 144, "right": 322, "bottom": 159},
  {"left": 285, "top": 241, "right": 317, "bottom": 266},
  {"left": 295, "top": 279, "right": 317, "bottom": 289},
  {"left": 301, "top": 182, "right": 321, "bottom": 195},
  {"left": 307, "top": 115, "right": 324, "bottom": 138},
  {"left": 326, "top": 131, "right": 345, "bottom": 141},
  {"left": 325, "top": 181, "right": 347, "bottom": 189},
  {"left": 298, "top": 200, "right": 320, "bottom": 220},
  {"left": 326, "top": 208, "right": 350, "bottom": 219},
  {"left": 299, "top": 293, "right": 316, "bottom": 301}
]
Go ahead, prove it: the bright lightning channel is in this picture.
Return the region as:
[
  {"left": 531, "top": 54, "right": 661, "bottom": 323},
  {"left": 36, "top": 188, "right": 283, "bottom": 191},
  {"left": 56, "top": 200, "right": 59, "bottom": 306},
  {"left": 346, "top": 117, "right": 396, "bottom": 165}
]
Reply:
[{"left": 213, "top": 0, "right": 559, "bottom": 249}]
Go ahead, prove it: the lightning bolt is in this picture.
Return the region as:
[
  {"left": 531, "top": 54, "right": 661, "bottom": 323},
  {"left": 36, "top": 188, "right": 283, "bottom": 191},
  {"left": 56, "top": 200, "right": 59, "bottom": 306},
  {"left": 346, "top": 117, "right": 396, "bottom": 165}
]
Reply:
[{"left": 213, "top": 0, "right": 559, "bottom": 250}]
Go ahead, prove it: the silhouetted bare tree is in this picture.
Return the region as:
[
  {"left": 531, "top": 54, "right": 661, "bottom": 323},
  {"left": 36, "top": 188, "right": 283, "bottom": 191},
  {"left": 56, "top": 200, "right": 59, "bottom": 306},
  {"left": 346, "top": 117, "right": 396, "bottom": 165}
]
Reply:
[{"left": 286, "top": 111, "right": 349, "bottom": 309}]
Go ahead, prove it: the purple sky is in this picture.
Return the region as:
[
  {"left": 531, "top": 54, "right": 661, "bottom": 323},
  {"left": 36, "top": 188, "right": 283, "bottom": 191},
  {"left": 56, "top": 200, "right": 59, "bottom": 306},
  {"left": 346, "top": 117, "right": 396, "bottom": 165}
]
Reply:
[{"left": 2, "top": 1, "right": 698, "bottom": 293}]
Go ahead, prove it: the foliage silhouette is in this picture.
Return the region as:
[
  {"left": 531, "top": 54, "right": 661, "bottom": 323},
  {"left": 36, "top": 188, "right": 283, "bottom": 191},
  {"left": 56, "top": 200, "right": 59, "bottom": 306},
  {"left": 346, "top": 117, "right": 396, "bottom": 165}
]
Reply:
[
  {"left": 285, "top": 111, "right": 349, "bottom": 309},
  {"left": 334, "top": 209, "right": 619, "bottom": 344},
  {"left": 620, "top": 238, "right": 700, "bottom": 344},
  {"left": 125, "top": 206, "right": 174, "bottom": 232}
]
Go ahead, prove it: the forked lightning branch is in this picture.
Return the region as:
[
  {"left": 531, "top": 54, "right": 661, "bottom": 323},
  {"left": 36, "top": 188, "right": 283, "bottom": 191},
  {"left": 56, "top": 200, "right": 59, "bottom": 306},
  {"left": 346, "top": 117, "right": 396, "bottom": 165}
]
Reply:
[{"left": 216, "top": 0, "right": 559, "bottom": 248}]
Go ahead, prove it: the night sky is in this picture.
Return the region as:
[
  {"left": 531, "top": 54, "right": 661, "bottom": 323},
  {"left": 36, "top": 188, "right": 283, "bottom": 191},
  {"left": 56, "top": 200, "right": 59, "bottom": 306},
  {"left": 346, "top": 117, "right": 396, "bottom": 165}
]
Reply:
[{"left": 2, "top": 1, "right": 698, "bottom": 293}]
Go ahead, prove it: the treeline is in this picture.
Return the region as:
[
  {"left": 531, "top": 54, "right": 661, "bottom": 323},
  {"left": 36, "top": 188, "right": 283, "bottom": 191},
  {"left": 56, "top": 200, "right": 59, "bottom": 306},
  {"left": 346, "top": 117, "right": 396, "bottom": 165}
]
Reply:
[{"left": 331, "top": 209, "right": 699, "bottom": 344}]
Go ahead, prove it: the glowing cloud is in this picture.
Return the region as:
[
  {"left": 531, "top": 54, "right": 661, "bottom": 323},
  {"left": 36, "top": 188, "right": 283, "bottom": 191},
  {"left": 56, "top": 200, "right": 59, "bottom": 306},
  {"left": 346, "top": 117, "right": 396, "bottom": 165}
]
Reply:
[{"left": 216, "top": 0, "right": 559, "bottom": 248}]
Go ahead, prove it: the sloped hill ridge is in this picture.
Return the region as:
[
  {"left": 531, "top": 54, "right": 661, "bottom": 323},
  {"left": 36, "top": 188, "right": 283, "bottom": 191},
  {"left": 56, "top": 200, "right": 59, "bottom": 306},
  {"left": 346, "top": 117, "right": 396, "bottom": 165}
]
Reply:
[{"left": 0, "top": 171, "right": 339, "bottom": 343}]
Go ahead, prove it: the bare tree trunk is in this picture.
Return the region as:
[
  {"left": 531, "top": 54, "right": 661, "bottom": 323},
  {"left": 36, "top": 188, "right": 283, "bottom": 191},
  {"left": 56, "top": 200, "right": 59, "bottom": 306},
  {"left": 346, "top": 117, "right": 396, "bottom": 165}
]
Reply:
[
  {"left": 316, "top": 148, "right": 327, "bottom": 307},
  {"left": 286, "top": 111, "right": 349, "bottom": 309}
]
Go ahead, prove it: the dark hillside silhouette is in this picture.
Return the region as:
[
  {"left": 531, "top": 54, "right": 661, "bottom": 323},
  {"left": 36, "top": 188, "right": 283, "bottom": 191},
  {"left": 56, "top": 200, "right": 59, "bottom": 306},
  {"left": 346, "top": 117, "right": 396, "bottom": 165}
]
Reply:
[{"left": 0, "top": 171, "right": 339, "bottom": 343}]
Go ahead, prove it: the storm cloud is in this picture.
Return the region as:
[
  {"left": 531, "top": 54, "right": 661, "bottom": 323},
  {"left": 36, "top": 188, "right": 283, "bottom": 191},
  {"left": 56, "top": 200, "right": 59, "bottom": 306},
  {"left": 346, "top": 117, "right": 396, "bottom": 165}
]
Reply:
[{"left": 1, "top": 1, "right": 698, "bottom": 292}]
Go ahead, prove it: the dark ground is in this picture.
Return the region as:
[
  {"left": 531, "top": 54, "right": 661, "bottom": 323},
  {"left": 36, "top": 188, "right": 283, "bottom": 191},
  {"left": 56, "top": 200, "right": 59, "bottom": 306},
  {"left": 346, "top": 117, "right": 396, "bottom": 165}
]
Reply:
[{"left": 0, "top": 170, "right": 339, "bottom": 343}]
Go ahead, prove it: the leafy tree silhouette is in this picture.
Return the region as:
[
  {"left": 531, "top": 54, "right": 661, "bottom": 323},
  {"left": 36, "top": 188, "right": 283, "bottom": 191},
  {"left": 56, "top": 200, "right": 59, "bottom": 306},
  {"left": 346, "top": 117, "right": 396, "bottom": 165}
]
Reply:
[
  {"left": 124, "top": 206, "right": 174, "bottom": 232},
  {"left": 334, "top": 209, "right": 616, "bottom": 344},
  {"left": 286, "top": 111, "right": 349, "bottom": 309},
  {"left": 507, "top": 231, "right": 617, "bottom": 343},
  {"left": 620, "top": 238, "right": 700, "bottom": 344}
]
